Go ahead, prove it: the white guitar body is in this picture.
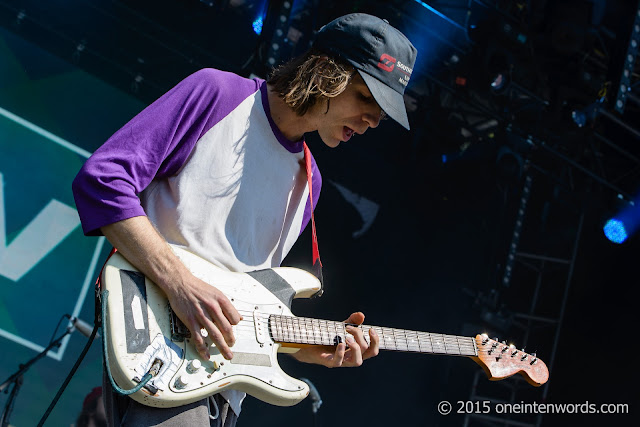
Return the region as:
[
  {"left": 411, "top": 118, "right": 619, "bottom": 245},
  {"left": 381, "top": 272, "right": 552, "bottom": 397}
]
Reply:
[{"left": 101, "top": 245, "right": 322, "bottom": 408}]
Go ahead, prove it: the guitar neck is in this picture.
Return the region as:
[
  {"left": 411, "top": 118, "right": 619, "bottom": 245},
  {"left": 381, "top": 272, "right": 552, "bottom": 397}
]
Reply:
[{"left": 269, "top": 315, "right": 477, "bottom": 357}]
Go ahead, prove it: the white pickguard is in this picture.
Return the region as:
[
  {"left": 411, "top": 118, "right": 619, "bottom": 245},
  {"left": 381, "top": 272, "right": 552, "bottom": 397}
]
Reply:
[{"left": 101, "top": 244, "right": 322, "bottom": 408}]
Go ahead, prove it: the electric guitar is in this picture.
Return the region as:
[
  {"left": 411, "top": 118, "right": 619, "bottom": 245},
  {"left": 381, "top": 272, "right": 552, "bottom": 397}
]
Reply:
[{"left": 101, "top": 245, "right": 549, "bottom": 408}]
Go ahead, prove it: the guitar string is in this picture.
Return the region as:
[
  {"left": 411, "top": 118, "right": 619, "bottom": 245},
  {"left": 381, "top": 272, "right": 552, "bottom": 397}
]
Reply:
[
  {"left": 232, "top": 313, "right": 477, "bottom": 355},
  {"left": 233, "top": 323, "right": 527, "bottom": 357},
  {"left": 234, "top": 309, "right": 477, "bottom": 341},
  {"left": 241, "top": 314, "right": 476, "bottom": 342},
  {"left": 202, "top": 310, "right": 527, "bottom": 356}
]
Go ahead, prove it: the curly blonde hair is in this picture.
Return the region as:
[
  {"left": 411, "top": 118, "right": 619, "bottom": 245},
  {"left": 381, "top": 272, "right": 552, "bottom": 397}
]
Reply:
[{"left": 267, "top": 49, "right": 354, "bottom": 116}]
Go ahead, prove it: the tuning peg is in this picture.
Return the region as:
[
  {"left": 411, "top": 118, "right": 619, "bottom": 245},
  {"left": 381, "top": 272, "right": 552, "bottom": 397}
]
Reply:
[
  {"left": 488, "top": 341, "right": 499, "bottom": 354},
  {"left": 530, "top": 352, "right": 538, "bottom": 365},
  {"left": 481, "top": 334, "right": 489, "bottom": 345},
  {"left": 509, "top": 344, "right": 518, "bottom": 357}
]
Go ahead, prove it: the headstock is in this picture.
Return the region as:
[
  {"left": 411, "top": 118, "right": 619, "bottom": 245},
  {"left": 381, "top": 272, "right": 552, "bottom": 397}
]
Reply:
[{"left": 471, "top": 334, "right": 549, "bottom": 387}]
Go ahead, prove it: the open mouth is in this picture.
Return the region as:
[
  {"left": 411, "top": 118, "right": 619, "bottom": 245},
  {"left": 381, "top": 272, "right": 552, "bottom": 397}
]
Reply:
[{"left": 343, "top": 127, "right": 355, "bottom": 141}]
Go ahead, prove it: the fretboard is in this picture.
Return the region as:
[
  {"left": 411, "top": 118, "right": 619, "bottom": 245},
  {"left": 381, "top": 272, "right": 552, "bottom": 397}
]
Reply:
[{"left": 269, "top": 315, "right": 477, "bottom": 357}]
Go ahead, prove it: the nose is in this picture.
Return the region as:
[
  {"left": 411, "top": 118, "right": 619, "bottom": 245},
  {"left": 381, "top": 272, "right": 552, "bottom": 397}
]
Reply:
[{"left": 363, "top": 107, "right": 382, "bottom": 129}]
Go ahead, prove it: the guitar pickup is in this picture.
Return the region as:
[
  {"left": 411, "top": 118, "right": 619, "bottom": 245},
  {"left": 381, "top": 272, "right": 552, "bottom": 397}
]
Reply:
[
  {"left": 168, "top": 304, "right": 190, "bottom": 341},
  {"left": 253, "top": 308, "right": 266, "bottom": 344}
]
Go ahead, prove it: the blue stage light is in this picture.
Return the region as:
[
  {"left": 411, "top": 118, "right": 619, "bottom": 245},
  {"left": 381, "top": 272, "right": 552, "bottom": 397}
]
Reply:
[
  {"left": 604, "top": 218, "right": 628, "bottom": 244},
  {"left": 252, "top": 17, "right": 263, "bottom": 35}
]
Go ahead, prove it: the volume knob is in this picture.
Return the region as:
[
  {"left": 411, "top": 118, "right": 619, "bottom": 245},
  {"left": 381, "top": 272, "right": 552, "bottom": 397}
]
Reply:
[
  {"left": 187, "top": 359, "right": 202, "bottom": 373},
  {"left": 175, "top": 374, "right": 189, "bottom": 389}
]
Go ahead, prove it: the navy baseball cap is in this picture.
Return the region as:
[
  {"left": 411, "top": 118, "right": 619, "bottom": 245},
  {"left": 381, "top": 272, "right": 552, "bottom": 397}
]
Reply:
[{"left": 313, "top": 13, "right": 418, "bottom": 130}]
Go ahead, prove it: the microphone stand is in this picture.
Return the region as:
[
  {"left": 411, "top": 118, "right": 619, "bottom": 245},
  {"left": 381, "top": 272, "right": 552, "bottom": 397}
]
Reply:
[{"left": 0, "top": 326, "right": 74, "bottom": 427}]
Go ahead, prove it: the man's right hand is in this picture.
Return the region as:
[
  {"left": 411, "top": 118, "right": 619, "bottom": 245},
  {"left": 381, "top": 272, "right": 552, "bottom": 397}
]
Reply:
[
  {"left": 163, "top": 274, "right": 242, "bottom": 360},
  {"left": 101, "top": 216, "right": 242, "bottom": 361}
]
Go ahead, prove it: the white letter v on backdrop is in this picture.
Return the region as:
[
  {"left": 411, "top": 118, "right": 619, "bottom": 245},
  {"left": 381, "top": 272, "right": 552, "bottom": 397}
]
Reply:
[{"left": 0, "top": 172, "right": 80, "bottom": 282}]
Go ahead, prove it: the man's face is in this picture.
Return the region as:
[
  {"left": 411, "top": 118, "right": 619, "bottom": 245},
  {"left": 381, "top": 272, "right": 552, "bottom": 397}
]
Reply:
[{"left": 314, "top": 74, "right": 383, "bottom": 148}]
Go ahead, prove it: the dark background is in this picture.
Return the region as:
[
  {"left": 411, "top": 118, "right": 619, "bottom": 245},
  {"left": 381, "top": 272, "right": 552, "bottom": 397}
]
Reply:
[{"left": 0, "top": 1, "right": 638, "bottom": 426}]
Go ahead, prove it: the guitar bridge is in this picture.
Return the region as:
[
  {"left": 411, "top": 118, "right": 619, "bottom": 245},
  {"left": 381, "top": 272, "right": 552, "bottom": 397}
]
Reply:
[{"left": 168, "top": 304, "right": 190, "bottom": 341}]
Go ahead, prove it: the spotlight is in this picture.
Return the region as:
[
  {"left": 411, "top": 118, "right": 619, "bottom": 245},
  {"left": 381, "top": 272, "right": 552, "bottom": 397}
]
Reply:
[
  {"left": 603, "top": 219, "right": 628, "bottom": 244},
  {"left": 603, "top": 196, "right": 639, "bottom": 244},
  {"left": 252, "top": 16, "right": 263, "bottom": 35}
]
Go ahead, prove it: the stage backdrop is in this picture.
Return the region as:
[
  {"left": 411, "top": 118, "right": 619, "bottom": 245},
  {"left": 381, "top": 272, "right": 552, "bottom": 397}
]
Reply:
[{"left": 0, "top": 26, "right": 145, "bottom": 426}]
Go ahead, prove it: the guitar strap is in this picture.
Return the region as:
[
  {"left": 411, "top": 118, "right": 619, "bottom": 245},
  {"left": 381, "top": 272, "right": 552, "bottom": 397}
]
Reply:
[{"left": 303, "top": 142, "right": 324, "bottom": 297}]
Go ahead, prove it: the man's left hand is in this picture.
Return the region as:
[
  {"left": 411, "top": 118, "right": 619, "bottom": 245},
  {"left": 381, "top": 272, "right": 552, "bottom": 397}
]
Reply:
[{"left": 290, "top": 312, "right": 379, "bottom": 367}]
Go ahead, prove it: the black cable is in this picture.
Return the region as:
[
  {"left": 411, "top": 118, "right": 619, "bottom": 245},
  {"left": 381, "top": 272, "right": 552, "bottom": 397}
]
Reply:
[
  {"left": 46, "top": 314, "right": 70, "bottom": 346},
  {"left": 36, "top": 323, "right": 99, "bottom": 426}
]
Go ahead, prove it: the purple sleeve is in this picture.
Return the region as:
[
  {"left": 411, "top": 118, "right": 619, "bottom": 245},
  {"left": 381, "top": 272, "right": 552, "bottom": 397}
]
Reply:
[{"left": 72, "top": 68, "right": 261, "bottom": 236}]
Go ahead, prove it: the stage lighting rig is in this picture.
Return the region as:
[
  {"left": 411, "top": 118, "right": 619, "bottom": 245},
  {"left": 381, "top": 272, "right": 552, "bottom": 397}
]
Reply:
[{"left": 614, "top": 0, "right": 640, "bottom": 114}]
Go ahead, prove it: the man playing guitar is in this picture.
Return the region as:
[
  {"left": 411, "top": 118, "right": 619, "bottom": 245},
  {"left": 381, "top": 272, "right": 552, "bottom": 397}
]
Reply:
[{"left": 73, "top": 13, "right": 418, "bottom": 427}]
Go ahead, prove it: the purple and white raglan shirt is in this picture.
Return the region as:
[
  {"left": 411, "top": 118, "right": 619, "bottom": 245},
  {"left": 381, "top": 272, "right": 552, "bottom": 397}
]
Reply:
[{"left": 72, "top": 68, "right": 322, "bottom": 415}]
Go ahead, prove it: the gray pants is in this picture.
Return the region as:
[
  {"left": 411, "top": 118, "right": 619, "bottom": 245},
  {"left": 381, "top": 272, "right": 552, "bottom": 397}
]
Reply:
[{"left": 103, "top": 366, "right": 238, "bottom": 427}]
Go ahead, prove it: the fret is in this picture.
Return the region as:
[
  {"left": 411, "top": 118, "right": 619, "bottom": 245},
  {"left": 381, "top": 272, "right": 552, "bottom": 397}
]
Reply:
[
  {"left": 287, "top": 316, "right": 295, "bottom": 343},
  {"left": 326, "top": 319, "right": 334, "bottom": 346},
  {"left": 331, "top": 322, "right": 344, "bottom": 345},
  {"left": 309, "top": 318, "right": 317, "bottom": 344},
  {"left": 381, "top": 327, "right": 396, "bottom": 350},
  {"left": 444, "top": 335, "right": 462, "bottom": 355},
  {"left": 443, "top": 335, "right": 458, "bottom": 355},
  {"left": 315, "top": 318, "right": 322, "bottom": 345},
  {"left": 320, "top": 318, "right": 329, "bottom": 346},
  {"left": 296, "top": 317, "right": 302, "bottom": 343},
  {"left": 406, "top": 330, "right": 420, "bottom": 352},
  {"left": 276, "top": 315, "right": 282, "bottom": 342},
  {"left": 269, "top": 315, "right": 276, "bottom": 341},
  {"left": 275, "top": 315, "right": 283, "bottom": 342},
  {"left": 296, "top": 317, "right": 304, "bottom": 343},
  {"left": 294, "top": 317, "right": 301, "bottom": 343},
  {"left": 339, "top": 322, "right": 348, "bottom": 345},
  {"left": 303, "top": 317, "right": 311, "bottom": 344},
  {"left": 431, "top": 333, "right": 446, "bottom": 354},
  {"left": 418, "top": 332, "right": 432, "bottom": 353},
  {"left": 291, "top": 317, "right": 299, "bottom": 343},
  {"left": 295, "top": 317, "right": 302, "bottom": 342},
  {"left": 271, "top": 315, "right": 279, "bottom": 342},
  {"left": 281, "top": 315, "right": 288, "bottom": 343},
  {"left": 396, "top": 328, "right": 409, "bottom": 352},
  {"left": 330, "top": 320, "right": 340, "bottom": 345},
  {"left": 393, "top": 328, "right": 401, "bottom": 350},
  {"left": 302, "top": 318, "right": 308, "bottom": 343},
  {"left": 312, "top": 318, "right": 320, "bottom": 345}
]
